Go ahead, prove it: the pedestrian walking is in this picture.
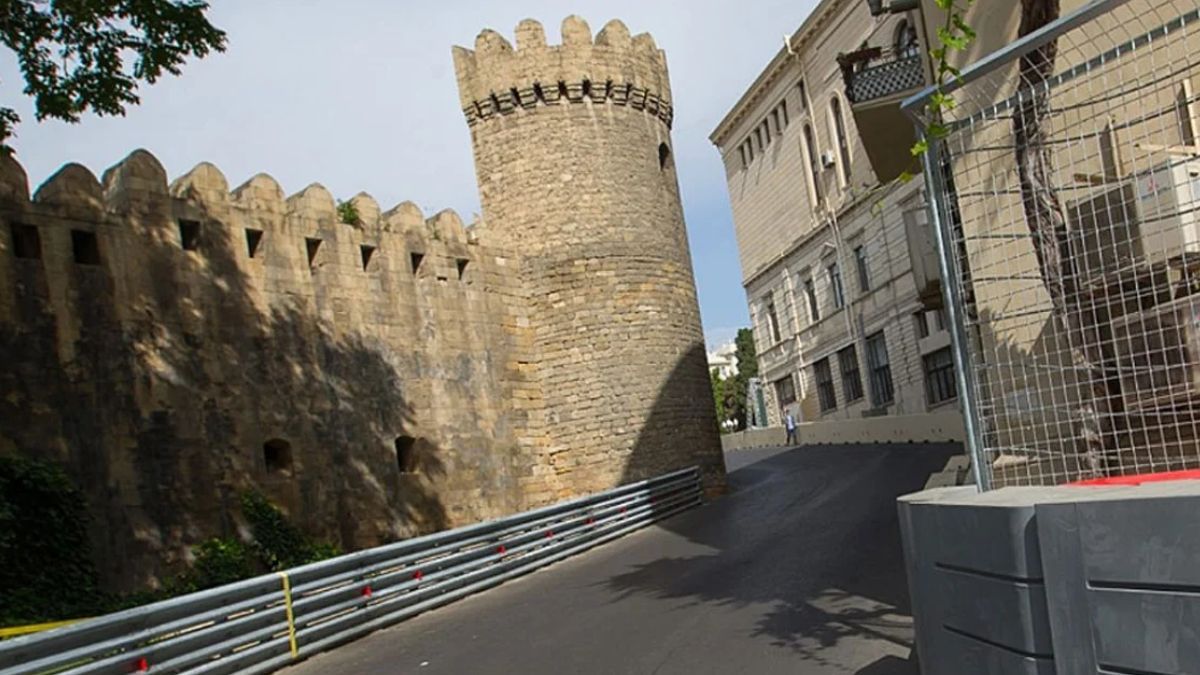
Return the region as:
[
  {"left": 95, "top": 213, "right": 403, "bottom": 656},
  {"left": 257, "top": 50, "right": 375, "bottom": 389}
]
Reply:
[{"left": 785, "top": 410, "right": 797, "bottom": 445}]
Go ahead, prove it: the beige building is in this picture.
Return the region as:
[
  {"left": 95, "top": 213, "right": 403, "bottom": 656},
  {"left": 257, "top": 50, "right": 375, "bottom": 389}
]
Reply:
[
  {"left": 707, "top": 340, "right": 739, "bottom": 380},
  {"left": 710, "top": 0, "right": 956, "bottom": 429}
]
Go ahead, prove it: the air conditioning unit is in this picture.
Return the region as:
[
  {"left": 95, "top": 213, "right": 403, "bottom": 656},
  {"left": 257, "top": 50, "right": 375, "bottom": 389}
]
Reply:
[
  {"left": 821, "top": 150, "right": 837, "bottom": 169},
  {"left": 1109, "top": 294, "right": 1200, "bottom": 413},
  {"left": 1067, "top": 159, "right": 1200, "bottom": 284}
]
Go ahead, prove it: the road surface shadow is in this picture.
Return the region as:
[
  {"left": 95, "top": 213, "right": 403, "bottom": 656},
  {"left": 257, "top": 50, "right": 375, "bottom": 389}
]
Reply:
[{"left": 613, "top": 441, "right": 957, "bottom": 671}]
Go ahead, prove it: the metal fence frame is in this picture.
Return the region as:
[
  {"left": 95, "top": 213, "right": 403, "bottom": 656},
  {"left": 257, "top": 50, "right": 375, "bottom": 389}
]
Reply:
[
  {"left": 0, "top": 467, "right": 702, "bottom": 675},
  {"left": 903, "top": 0, "right": 1200, "bottom": 490}
]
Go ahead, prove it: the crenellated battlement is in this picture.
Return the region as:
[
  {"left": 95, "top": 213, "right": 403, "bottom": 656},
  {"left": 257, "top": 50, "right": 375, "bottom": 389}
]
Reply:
[
  {"left": 452, "top": 17, "right": 673, "bottom": 128},
  {"left": 1, "top": 150, "right": 474, "bottom": 246}
]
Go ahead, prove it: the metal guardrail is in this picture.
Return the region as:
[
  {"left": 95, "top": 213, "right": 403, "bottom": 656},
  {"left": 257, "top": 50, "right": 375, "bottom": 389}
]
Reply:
[{"left": 0, "top": 466, "right": 702, "bottom": 675}]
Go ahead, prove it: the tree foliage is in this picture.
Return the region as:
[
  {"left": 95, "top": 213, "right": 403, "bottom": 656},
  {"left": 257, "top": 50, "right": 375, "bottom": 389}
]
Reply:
[
  {"left": 710, "top": 368, "right": 728, "bottom": 431},
  {"left": 720, "top": 328, "right": 758, "bottom": 431},
  {"left": 0, "top": 0, "right": 226, "bottom": 148}
]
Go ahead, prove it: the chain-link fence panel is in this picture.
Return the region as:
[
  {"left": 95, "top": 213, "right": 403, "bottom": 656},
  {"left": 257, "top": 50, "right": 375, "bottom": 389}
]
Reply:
[{"left": 909, "top": 0, "right": 1200, "bottom": 488}]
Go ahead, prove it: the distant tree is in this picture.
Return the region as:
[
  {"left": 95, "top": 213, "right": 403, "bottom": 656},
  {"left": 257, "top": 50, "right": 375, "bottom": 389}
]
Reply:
[
  {"left": 728, "top": 328, "right": 758, "bottom": 431},
  {"left": 710, "top": 368, "right": 727, "bottom": 432},
  {"left": 0, "top": 1, "right": 227, "bottom": 149}
]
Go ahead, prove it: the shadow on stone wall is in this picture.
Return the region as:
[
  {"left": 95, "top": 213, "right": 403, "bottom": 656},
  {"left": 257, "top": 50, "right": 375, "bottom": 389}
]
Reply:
[
  {"left": 617, "top": 340, "right": 727, "bottom": 494},
  {"left": 0, "top": 156, "right": 450, "bottom": 592}
]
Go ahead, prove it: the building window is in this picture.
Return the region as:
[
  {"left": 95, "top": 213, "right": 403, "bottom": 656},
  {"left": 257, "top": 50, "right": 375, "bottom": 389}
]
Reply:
[
  {"left": 854, "top": 245, "right": 870, "bottom": 292},
  {"left": 178, "top": 219, "right": 201, "bottom": 251},
  {"left": 71, "top": 230, "right": 101, "bottom": 265},
  {"left": 762, "top": 120, "right": 771, "bottom": 146},
  {"left": 896, "top": 19, "right": 920, "bottom": 58},
  {"left": 658, "top": 142, "right": 672, "bottom": 170},
  {"left": 263, "top": 439, "right": 293, "bottom": 475},
  {"left": 457, "top": 258, "right": 470, "bottom": 281},
  {"left": 775, "top": 375, "right": 797, "bottom": 407},
  {"left": 866, "top": 332, "right": 894, "bottom": 407},
  {"left": 411, "top": 252, "right": 424, "bottom": 275},
  {"left": 830, "top": 97, "right": 852, "bottom": 185},
  {"left": 828, "top": 262, "right": 845, "bottom": 309},
  {"left": 771, "top": 109, "right": 781, "bottom": 135},
  {"left": 745, "top": 139, "right": 755, "bottom": 163},
  {"left": 360, "top": 245, "right": 376, "bottom": 271},
  {"left": 797, "top": 79, "right": 808, "bottom": 111},
  {"left": 395, "top": 436, "right": 418, "bottom": 474},
  {"left": 780, "top": 99, "right": 789, "bottom": 128},
  {"left": 9, "top": 223, "right": 41, "bottom": 260},
  {"left": 755, "top": 127, "right": 764, "bottom": 153},
  {"left": 765, "top": 294, "right": 782, "bottom": 343},
  {"left": 802, "top": 124, "right": 823, "bottom": 204},
  {"left": 934, "top": 307, "right": 947, "bottom": 331},
  {"left": 914, "top": 311, "right": 930, "bottom": 339},
  {"left": 924, "top": 347, "right": 957, "bottom": 405},
  {"left": 814, "top": 358, "right": 836, "bottom": 412},
  {"left": 245, "top": 229, "right": 264, "bottom": 258},
  {"left": 838, "top": 345, "right": 864, "bottom": 402},
  {"left": 739, "top": 145, "right": 748, "bottom": 170},
  {"left": 804, "top": 278, "right": 820, "bottom": 322}
]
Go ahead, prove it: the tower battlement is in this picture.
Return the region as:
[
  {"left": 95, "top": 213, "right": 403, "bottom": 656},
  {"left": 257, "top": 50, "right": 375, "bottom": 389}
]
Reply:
[{"left": 452, "top": 17, "right": 673, "bottom": 128}]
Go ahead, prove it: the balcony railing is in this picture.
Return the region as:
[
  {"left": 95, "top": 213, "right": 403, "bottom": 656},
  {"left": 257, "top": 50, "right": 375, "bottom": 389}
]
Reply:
[{"left": 838, "top": 47, "right": 925, "bottom": 105}]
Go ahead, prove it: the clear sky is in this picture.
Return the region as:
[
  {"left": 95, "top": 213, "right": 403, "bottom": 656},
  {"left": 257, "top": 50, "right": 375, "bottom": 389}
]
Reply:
[{"left": 0, "top": 0, "right": 819, "bottom": 349}]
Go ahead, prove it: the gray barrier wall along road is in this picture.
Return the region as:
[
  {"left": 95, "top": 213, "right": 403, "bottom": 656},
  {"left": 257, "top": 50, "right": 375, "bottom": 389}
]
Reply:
[
  {"left": 0, "top": 467, "right": 702, "bottom": 675},
  {"left": 900, "top": 481, "right": 1200, "bottom": 675}
]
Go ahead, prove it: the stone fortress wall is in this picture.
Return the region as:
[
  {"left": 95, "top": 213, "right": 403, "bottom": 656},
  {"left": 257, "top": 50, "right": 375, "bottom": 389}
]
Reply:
[
  {"left": 454, "top": 17, "right": 724, "bottom": 494},
  {"left": 0, "top": 16, "right": 725, "bottom": 592}
]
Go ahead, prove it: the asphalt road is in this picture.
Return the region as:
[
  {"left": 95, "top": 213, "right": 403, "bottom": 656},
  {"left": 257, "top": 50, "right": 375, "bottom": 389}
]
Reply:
[{"left": 283, "top": 443, "right": 958, "bottom": 675}]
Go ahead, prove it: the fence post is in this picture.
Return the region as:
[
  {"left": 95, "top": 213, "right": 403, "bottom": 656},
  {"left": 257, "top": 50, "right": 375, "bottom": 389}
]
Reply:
[{"left": 916, "top": 129, "right": 992, "bottom": 491}]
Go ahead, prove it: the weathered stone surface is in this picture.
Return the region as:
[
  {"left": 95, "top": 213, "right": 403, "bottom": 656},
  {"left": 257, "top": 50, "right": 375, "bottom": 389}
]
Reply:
[
  {"left": 454, "top": 18, "right": 725, "bottom": 496},
  {"left": 0, "top": 16, "right": 725, "bottom": 593}
]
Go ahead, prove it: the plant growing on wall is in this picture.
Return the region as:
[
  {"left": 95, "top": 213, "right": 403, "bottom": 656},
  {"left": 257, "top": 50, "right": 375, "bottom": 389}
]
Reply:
[
  {"left": 0, "top": 457, "right": 103, "bottom": 626},
  {"left": 0, "top": 0, "right": 226, "bottom": 150},
  {"left": 337, "top": 199, "right": 362, "bottom": 226},
  {"left": 241, "top": 491, "right": 340, "bottom": 570}
]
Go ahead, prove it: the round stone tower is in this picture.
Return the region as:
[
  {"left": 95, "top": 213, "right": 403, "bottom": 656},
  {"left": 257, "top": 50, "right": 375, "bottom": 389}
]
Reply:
[{"left": 453, "top": 17, "right": 725, "bottom": 495}]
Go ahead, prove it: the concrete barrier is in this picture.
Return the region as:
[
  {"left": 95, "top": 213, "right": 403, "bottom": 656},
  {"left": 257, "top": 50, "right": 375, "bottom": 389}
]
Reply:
[
  {"left": 721, "top": 411, "right": 964, "bottom": 452},
  {"left": 900, "top": 480, "right": 1200, "bottom": 674}
]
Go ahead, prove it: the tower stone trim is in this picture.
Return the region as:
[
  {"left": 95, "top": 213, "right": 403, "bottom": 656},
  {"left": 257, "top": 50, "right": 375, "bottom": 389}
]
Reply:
[
  {"left": 460, "top": 81, "right": 673, "bottom": 129},
  {"left": 453, "top": 17, "right": 674, "bottom": 129}
]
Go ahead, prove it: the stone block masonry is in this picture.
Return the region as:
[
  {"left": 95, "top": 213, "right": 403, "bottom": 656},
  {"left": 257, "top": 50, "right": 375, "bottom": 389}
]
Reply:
[
  {"left": 454, "top": 16, "right": 726, "bottom": 497},
  {"left": 0, "top": 15, "right": 725, "bottom": 593}
]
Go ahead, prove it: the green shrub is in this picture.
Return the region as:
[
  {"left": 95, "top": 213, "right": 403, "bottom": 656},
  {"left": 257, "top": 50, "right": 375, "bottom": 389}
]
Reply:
[
  {"left": 241, "top": 491, "right": 339, "bottom": 570},
  {"left": 0, "top": 456, "right": 103, "bottom": 625},
  {"left": 0, "top": 466, "right": 340, "bottom": 627},
  {"left": 184, "top": 538, "right": 258, "bottom": 592}
]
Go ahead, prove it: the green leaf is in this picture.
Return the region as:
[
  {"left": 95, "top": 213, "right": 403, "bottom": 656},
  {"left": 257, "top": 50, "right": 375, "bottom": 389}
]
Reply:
[
  {"left": 0, "top": 1, "right": 226, "bottom": 149},
  {"left": 929, "top": 122, "right": 951, "bottom": 139},
  {"left": 952, "top": 13, "right": 977, "bottom": 41},
  {"left": 937, "top": 26, "right": 970, "bottom": 51},
  {"left": 898, "top": 170, "right": 917, "bottom": 183},
  {"left": 911, "top": 139, "right": 930, "bottom": 156}
]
